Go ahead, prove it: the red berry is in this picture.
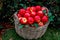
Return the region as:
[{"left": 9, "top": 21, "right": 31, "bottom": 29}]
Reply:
[
  {"left": 38, "top": 22, "right": 44, "bottom": 26},
  {"left": 42, "top": 16, "right": 48, "bottom": 23},
  {"left": 24, "top": 13, "right": 30, "bottom": 18},
  {"left": 34, "top": 16, "right": 41, "bottom": 23},
  {"left": 31, "top": 12, "right": 36, "bottom": 17},
  {"left": 20, "top": 17, "right": 27, "bottom": 24},
  {"left": 30, "top": 6, "right": 36, "bottom": 12},
  {"left": 19, "top": 9, "right": 25, "bottom": 16},
  {"left": 37, "top": 11, "right": 44, "bottom": 18},
  {"left": 28, "top": 17, "right": 34, "bottom": 24},
  {"left": 36, "top": 6, "right": 42, "bottom": 11}
]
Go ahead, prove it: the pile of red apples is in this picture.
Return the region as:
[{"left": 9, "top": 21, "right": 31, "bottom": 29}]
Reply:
[{"left": 17, "top": 6, "right": 48, "bottom": 26}]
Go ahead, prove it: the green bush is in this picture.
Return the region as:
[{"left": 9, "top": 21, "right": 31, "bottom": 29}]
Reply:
[{"left": 0, "top": 0, "right": 60, "bottom": 28}]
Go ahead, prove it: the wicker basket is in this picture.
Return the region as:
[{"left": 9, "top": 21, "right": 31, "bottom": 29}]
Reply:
[{"left": 13, "top": 12, "right": 50, "bottom": 39}]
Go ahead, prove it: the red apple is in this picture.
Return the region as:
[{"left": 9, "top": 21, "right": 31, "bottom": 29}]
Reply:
[
  {"left": 36, "top": 5, "right": 42, "bottom": 11},
  {"left": 18, "top": 17, "right": 22, "bottom": 20},
  {"left": 24, "top": 13, "right": 30, "bottom": 18},
  {"left": 42, "top": 7, "right": 46, "bottom": 11},
  {"left": 34, "top": 16, "right": 41, "bottom": 23},
  {"left": 42, "top": 7, "right": 48, "bottom": 13},
  {"left": 42, "top": 16, "right": 48, "bottom": 23},
  {"left": 19, "top": 9, "right": 25, "bottom": 16},
  {"left": 26, "top": 7, "right": 30, "bottom": 11},
  {"left": 31, "top": 12, "right": 36, "bottom": 17},
  {"left": 25, "top": 10, "right": 30, "bottom": 13},
  {"left": 38, "top": 22, "right": 44, "bottom": 26},
  {"left": 17, "top": 13, "right": 21, "bottom": 18},
  {"left": 20, "top": 17, "right": 27, "bottom": 24},
  {"left": 28, "top": 17, "right": 34, "bottom": 24},
  {"left": 30, "top": 6, "right": 36, "bottom": 12},
  {"left": 37, "top": 11, "right": 44, "bottom": 18}
]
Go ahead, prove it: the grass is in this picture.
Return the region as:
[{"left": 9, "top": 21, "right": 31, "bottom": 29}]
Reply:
[{"left": 2, "top": 27, "right": 60, "bottom": 40}]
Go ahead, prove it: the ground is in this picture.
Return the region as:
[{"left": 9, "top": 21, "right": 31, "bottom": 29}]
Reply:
[{"left": 2, "top": 27, "right": 60, "bottom": 40}]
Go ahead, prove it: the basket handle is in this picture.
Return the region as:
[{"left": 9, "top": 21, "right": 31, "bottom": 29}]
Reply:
[{"left": 42, "top": 7, "right": 49, "bottom": 15}]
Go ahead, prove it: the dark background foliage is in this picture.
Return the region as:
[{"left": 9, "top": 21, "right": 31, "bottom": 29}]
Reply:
[{"left": 0, "top": 0, "right": 60, "bottom": 29}]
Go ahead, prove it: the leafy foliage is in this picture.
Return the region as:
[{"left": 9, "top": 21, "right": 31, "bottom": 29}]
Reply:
[
  {"left": 0, "top": 0, "right": 60, "bottom": 28},
  {"left": 2, "top": 29, "right": 24, "bottom": 40},
  {"left": 33, "top": 23, "right": 39, "bottom": 28},
  {"left": 19, "top": 24, "right": 24, "bottom": 29},
  {"left": 43, "top": 10, "right": 47, "bottom": 13},
  {"left": 48, "top": 11, "right": 55, "bottom": 21},
  {"left": 2, "top": 27, "right": 60, "bottom": 40}
]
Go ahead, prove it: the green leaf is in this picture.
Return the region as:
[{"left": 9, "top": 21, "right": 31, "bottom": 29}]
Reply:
[
  {"left": 50, "top": 16, "right": 53, "bottom": 18},
  {"left": 43, "top": 10, "right": 46, "bottom": 13},
  {"left": 19, "top": 4, "right": 27, "bottom": 9},
  {"left": 19, "top": 24, "right": 24, "bottom": 29},
  {"left": 48, "top": 11, "right": 55, "bottom": 22},
  {"left": 48, "top": 12, "right": 52, "bottom": 17},
  {"left": 49, "top": 18, "right": 53, "bottom": 21},
  {"left": 49, "top": 16, "right": 54, "bottom": 21},
  {"left": 23, "top": 5, "right": 27, "bottom": 9},
  {"left": 19, "top": 4, "right": 24, "bottom": 7},
  {"left": 33, "top": 23, "right": 39, "bottom": 28}
]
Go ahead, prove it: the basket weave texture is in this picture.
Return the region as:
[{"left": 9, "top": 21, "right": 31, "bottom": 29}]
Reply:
[{"left": 13, "top": 12, "right": 50, "bottom": 39}]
